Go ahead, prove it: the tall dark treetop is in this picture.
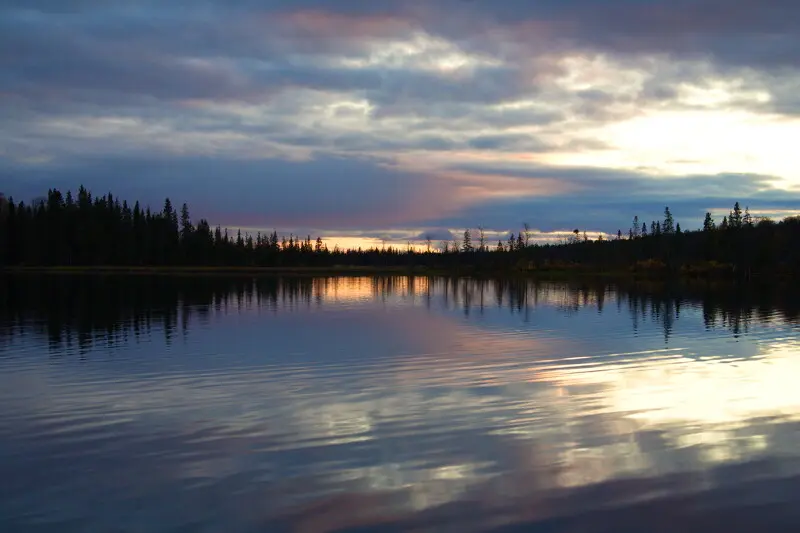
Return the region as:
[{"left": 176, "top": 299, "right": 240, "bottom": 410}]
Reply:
[{"left": 703, "top": 212, "right": 715, "bottom": 232}]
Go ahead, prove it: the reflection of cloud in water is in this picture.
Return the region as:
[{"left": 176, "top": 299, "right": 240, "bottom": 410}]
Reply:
[
  {"left": 3, "top": 333, "right": 800, "bottom": 525},
  {"left": 2, "top": 279, "right": 800, "bottom": 531},
  {"left": 536, "top": 340, "right": 800, "bottom": 472}
]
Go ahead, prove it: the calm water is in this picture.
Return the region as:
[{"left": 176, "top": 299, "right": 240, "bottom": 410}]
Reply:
[{"left": 1, "top": 276, "right": 800, "bottom": 533}]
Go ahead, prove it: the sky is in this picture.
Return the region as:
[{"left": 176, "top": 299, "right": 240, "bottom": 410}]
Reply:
[{"left": 1, "top": 0, "right": 800, "bottom": 248}]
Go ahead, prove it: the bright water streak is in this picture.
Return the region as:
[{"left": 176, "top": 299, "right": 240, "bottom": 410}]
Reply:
[{"left": 1, "top": 276, "right": 800, "bottom": 532}]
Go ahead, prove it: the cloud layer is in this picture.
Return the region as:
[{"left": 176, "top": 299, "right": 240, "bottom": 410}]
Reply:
[{"left": 2, "top": 0, "right": 799, "bottom": 243}]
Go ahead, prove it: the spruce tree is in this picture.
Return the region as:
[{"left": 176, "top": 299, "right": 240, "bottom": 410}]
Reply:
[
  {"left": 731, "top": 202, "right": 743, "bottom": 228},
  {"left": 703, "top": 212, "right": 715, "bottom": 231},
  {"left": 743, "top": 206, "right": 753, "bottom": 227},
  {"left": 180, "top": 203, "right": 193, "bottom": 242},
  {"left": 462, "top": 229, "right": 473, "bottom": 252},
  {"left": 662, "top": 206, "right": 674, "bottom": 234}
]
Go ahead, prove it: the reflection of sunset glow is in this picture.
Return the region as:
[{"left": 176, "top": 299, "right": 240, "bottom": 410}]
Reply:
[
  {"left": 311, "top": 276, "right": 432, "bottom": 303},
  {"left": 550, "top": 342, "right": 800, "bottom": 426},
  {"left": 527, "top": 339, "right": 800, "bottom": 482},
  {"left": 4, "top": 278, "right": 800, "bottom": 528},
  {"left": 226, "top": 277, "right": 626, "bottom": 309}
]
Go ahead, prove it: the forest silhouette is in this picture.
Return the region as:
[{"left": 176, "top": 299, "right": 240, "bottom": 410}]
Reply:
[{"left": 1, "top": 187, "right": 799, "bottom": 278}]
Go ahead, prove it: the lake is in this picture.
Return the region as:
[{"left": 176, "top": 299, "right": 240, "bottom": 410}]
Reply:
[{"left": 1, "top": 275, "right": 800, "bottom": 532}]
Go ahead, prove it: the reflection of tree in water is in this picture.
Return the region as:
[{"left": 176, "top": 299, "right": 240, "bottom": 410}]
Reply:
[
  {"left": 0, "top": 275, "right": 317, "bottom": 353},
  {"left": 1, "top": 276, "right": 797, "bottom": 352},
  {"left": 430, "top": 278, "right": 798, "bottom": 342}
]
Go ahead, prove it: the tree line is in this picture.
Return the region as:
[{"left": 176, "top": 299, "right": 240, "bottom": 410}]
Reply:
[{"left": 0, "top": 187, "right": 798, "bottom": 278}]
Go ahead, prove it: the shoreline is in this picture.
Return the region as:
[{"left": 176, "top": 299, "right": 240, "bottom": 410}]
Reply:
[
  {"left": 0, "top": 264, "right": 777, "bottom": 282},
  {"left": 0, "top": 265, "right": 478, "bottom": 278}
]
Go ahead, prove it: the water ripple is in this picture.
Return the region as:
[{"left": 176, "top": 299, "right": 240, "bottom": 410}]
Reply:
[{"left": 1, "top": 277, "right": 799, "bottom": 531}]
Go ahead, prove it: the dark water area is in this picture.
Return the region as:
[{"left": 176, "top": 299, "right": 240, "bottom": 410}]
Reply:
[{"left": 1, "top": 275, "right": 800, "bottom": 533}]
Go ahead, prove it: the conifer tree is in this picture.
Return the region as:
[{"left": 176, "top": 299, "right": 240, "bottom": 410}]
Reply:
[
  {"left": 663, "top": 206, "right": 674, "bottom": 235},
  {"left": 462, "top": 229, "right": 473, "bottom": 252},
  {"left": 743, "top": 206, "right": 753, "bottom": 227},
  {"left": 731, "top": 202, "right": 743, "bottom": 228},
  {"left": 180, "top": 203, "right": 193, "bottom": 241},
  {"left": 703, "top": 212, "right": 715, "bottom": 231}
]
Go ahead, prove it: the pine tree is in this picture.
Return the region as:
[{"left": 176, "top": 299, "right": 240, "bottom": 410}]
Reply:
[
  {"left": 743, "top": 206, "right": 753, "bottom": 227},
  {"left": 180, "top": 203, "right": 192, "bottom": 241},
  {"left": 462, "top": 229, "right": 473, "bottom": 252},
  {"left": 662, "top": 206, "right": 674, "bottom": 235},
  {"left": 703, "top": 212, "right": 715, "bottom": 231},
  {"left": 477, "top": 226, "right": 487, "bottom": 252},
  {"left": 522, "top": 223, "right": 531, "bottom": 248},
  {"left": 163, "top": 198, "right": 176, "bottom": 228},
  {"left": 731, "top": 202, "right": 743, "bottom": 228}
]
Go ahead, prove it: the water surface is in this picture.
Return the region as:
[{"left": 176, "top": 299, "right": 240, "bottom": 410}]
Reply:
[{"left": 1, "top": 276, "right": 800, "bottom": 532}]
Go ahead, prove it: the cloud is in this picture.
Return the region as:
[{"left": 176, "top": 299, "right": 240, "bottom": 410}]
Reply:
[
  {"left": 6, "top": 151, "right": 798, "bottom": 237},
  {"left": 0, "top": 154, "right": 462, "bottom": 229},
  {"left": 427, "top": 162, "right": 800, "bottom": 232},
  {"left": 414, "top": 229, "right": 455, "bottom": 242},
  {"left": 1, "top": 0, "right": 799, "bottom": 241},
  {"left": 467, "top": 134, "right": 550, "bottom": 152}
]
